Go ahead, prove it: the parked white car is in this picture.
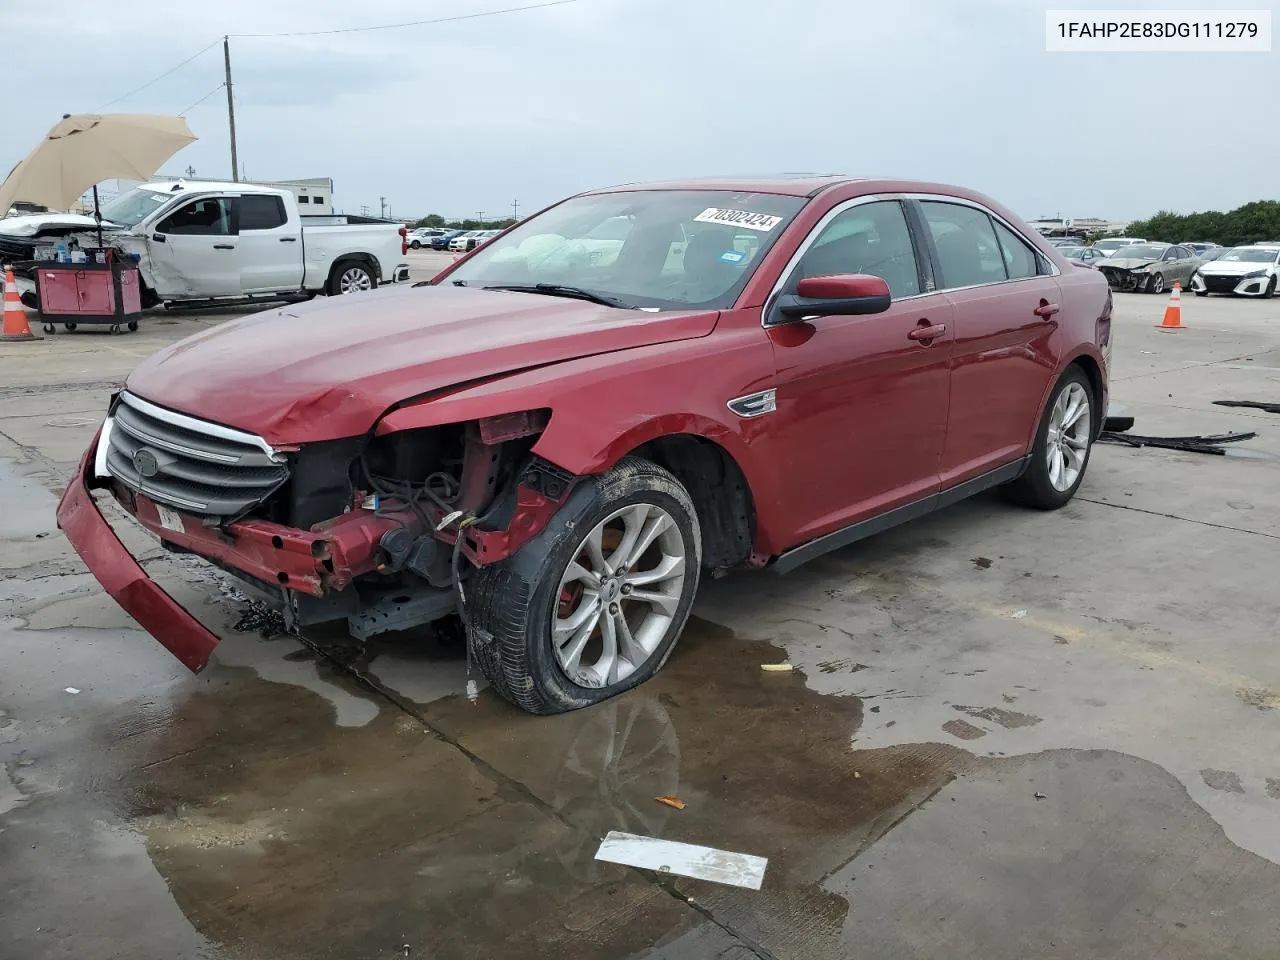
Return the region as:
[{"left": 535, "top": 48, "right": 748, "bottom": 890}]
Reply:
[
  {"left": 5, "top": 181, "right": 410, "bottom": 307},
  {"left": 448, "top": 230, "right": 482, "bottom": 252},
  {"left": 1092, "top": 237, "right": 1148, "bottom": 257},
  {"left": 1189, "top": 244, "right": 1280, "bottom": 298},
  {"left": 406, "top": 227, "right": 444, "bottom": 249}
]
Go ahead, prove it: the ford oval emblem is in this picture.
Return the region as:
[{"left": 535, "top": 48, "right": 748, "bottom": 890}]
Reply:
[{"left": 132, "top": 448, "right": 159, "bottom": 478}]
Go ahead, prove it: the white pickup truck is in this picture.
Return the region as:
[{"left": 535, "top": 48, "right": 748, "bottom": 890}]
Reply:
[{"left": 3, "top": 180, "right": 410, "bottom": 308}]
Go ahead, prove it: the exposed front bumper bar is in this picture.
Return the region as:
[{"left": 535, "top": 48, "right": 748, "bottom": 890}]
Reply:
[
  {"left": 57, "top": 429, "right": 406, "bottom": 673},
  {"left": 57, "top": 433, "right": 221, "bottom": 672}
]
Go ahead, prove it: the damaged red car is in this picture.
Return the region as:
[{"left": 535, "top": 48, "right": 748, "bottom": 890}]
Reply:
[{"left": 58, "top": 176, "right": 1112, "bottom": 714}]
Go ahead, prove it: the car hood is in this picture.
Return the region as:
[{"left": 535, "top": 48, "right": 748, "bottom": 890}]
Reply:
[
  {"left": 1199, "top": 260, "right": 1274, "bottom": 275},
  {"left": 125, "top": 284, "right": 719, "bottom": 445},
  {"left": 1098, "top": 258, "right": 1159, "bottom": 270},
  {"left": 0, "top": 212, "right": 114, "bottom": 237}
]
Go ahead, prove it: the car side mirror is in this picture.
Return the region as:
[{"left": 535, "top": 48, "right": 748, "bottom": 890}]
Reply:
[{"left": 773, "top": 274, "right": 892, "bottom": 322}]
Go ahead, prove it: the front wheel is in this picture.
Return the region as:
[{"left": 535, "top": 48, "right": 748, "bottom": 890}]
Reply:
[
  {"left": 1264, "top": 277, "right": 1277, "bottom": 300},
  {"left": 467, "top": 457, "right": 702, "bottom": 715},
  {"left": 1001, "top": 367, "right": 1095, "bottom": 510},
  {"left": 410, "top": 240, "right": 421, "bottom": 249},
  {"left": 1148, "top": 273, "right": 1166, "bottom": 295}
]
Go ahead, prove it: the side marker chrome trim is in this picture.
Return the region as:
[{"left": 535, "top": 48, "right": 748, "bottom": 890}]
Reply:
[{"left": 728, "top": 389, "right": 777, "bottom": 419}]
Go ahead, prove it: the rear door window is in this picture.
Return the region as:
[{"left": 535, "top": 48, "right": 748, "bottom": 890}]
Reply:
[
  {"left": 238, "top": 194, "right": 288, "bottom": 231},
  {"left": 920, "top": 201, "right": 1007, "bottom": 288},
  {"left": 992, "top": 220, "right": 1040, "bottom": 280}
]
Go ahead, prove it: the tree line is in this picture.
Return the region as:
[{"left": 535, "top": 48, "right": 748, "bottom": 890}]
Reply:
[
  {"left": 413, "top": 214, "right": 518, "bottom": 231},
  {"left": 1116, "top": 200, "right": 1280, "bottom": 248}
]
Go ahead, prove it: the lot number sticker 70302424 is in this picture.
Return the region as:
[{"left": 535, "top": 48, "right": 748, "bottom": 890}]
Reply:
[{"left": 693, "top": 208, "right": 783, "bottom": 232}]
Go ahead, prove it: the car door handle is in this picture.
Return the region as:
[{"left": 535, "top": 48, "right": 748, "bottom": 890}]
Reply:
[
  {"left": 1034, "top": 301, "right": 1061, "bottom": 319},
  {"left": 907, "top": 323, "right": 947, "bottom": 342},
  {"left": 213, "top": 244, "right": 236, "bottom": 250},
  {"left": 151, "top": 233, "right": 166, "bottom": 243},
  {"left": 279, "top": 237, "right": 298, "bottom": 242}
]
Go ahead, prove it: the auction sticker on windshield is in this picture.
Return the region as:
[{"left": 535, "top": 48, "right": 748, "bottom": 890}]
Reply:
[{"left": 693, "top": 208, "right": 783, "bottom": 232}]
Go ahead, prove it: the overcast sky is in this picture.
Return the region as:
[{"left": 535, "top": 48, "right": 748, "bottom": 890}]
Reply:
[{"left": 7, "top": 0, "right": 1278, "bottom": 222}]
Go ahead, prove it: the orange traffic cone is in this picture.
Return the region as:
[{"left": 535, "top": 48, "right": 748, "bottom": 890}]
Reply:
[
  {"left": 1, "top": 267, "right": 41, "bottom": 342},
  {"left": 1156, "top": 282, "right": 1184, "bottom": 330}
]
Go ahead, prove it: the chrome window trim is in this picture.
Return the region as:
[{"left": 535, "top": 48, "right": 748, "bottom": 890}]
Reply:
[
  {"left": 761, "top": 194, "right": 936, "bottom": 327},
  {"left": 119, "top": 391, "right": 282, "bottom": 461}
]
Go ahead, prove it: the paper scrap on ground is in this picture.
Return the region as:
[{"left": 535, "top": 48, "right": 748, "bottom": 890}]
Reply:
[
  {"left": 64, "top": 687, "right": 80, "bottom": 695},
  {"left": 760, "top": 662, "right": 794, "bottom": 672},
  {"left": 595, "top": 831, "right": 768, "bottom": 890},
  {"left": 655, "top": 795, "right": 686, "bottom": 810}
]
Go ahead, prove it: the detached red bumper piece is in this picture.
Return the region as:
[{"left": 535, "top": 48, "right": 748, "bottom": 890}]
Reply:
[{"left": 56, "top": 436, "right": 220, "bottom": 673}]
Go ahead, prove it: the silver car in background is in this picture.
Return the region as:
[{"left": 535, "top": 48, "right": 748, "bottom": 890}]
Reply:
[
  {"left": 1096, "top": 243, "right": 1202, "bottom": 294},
  {"left": 1189, "top": 245, "right": 1280, "bottom": 298}
]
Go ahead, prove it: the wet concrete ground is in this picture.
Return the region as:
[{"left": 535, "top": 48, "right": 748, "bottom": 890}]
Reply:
[{"left": 3, "top": 271, "right": 1280, "bottom": 958}]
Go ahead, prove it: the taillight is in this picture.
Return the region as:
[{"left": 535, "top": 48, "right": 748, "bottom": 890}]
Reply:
[{"left": 399, "top": 226, "right": 408, "bottom": 256}]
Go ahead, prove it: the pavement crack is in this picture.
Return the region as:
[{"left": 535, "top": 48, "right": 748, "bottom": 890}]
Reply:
[
  {"left": 302, "top": 639, "right": 779, "bottom": 954},
  {"left": 1076, "top": 497, "right": 1280, "bottom": 540},
  {"left": 0, "top": 428, "right": 67, "bottom": 482},
  {"left": 818, "top": 776, "right": 952, "bottom": 885}
]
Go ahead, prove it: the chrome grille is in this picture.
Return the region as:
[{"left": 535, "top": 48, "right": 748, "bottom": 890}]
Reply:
[{"left": 104, "top": 392, "right": 289, "bottom": 517}]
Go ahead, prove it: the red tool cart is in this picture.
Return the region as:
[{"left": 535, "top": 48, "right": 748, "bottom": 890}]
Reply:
[{"left": 36, "top": 248, "right": 142, "bottom": 334}]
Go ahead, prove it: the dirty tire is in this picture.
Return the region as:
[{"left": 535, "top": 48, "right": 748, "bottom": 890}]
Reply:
[
  {"left": 466, "top": 456, "right": 702, "bottom": 715},
  {"left": 1000, "top": 366, "right": 1096, "bottom": 511},
  {"left": 327, "top": 259, "right": 376, "bottom": 296}
]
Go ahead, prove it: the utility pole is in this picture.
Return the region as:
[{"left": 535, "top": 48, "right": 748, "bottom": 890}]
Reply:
[
  {"left": 477, "top": 210, "right": 485, "bottom": 226},
  {"left": 379, "top": 196, "right": 387, "bottom": 219},
  {"left": 511, "top": 198, "right": 519, "bottom": 221},
  {"left": 223, "top": 37, "right": 239, "bottom": 182}
]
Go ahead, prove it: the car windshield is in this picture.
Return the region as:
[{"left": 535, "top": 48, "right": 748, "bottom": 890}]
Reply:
[
  {"left": 1218, "top": 247, "right": 1279, "bottom": 263},
  {"left": 99, "top": 188, "right": 171, "bottom": 227},
  {"left": 442, "top": 189, "right": 807, "bottom": 310},
  {"left": 1112, "top": 244, "right": 1166, "bottom": 259},
  {"left": 1094, "top": 240, "right": 1128, "bottom": 251}
]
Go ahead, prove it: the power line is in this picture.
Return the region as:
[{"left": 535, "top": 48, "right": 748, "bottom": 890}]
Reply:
[
  {"left": 231, "top": 0, "right": 579, "bottom": 38},
  {"left": 93, "top": 38, "right": 222, "bottom": 111},
  {"left": 179, "top": 83, "right": 227, "bottom": 117}
]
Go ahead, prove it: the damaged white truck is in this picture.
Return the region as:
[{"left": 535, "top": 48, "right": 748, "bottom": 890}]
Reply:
[{"left": 0, "top": 180, "right": 411, "bottom": 309}]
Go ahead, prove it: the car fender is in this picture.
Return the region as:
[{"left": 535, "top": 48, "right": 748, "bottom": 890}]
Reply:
[
  {"left": 1030, "top": 344, "right": 1109, "bottom": 447},
  {"left": 376, "top": 327, "right": 790, "bottom": 552}
]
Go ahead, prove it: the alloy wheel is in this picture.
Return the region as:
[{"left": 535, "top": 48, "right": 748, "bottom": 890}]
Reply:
[
  {"left": 1045, "top": 382, "right": 1091, "bottom": 492},
  {"left": 339, "top": 267, "right": 373, "bottom": 293},
  {"left": 552, "top": 502, "right": 687, "bottom": 688}
]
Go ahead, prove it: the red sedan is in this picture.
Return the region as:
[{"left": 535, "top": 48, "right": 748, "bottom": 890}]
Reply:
[{"left": 59, "top": 176, "right": 1112, "bottom": 713}]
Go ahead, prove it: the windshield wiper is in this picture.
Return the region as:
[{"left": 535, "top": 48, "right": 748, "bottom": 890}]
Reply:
[{"left": 484, "top": 283, "right": 633, "bottom": 309}]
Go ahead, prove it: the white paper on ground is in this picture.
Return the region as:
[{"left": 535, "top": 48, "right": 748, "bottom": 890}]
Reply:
[{"left": 594, "top": 831, "right": 768, "bottom": 890}]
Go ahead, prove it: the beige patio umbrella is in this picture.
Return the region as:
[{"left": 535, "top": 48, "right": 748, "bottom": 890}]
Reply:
[{"left": 0, "top": 113, "right": 197, "bottom": 241}]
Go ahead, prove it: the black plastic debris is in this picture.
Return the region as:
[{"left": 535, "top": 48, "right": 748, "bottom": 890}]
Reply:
[
  {"left": 1098, "top": 430, "right": 1258, "bottom": 456},
  {"left": 232, "top": 601, "right": 288, "bottom": 638},
  {"left": 1213, "top": 400, "right": 1280, "bottom": 414}
]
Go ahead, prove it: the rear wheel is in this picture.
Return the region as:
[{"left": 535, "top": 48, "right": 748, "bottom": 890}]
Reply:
[
  {"left": 1001, "top": 367, "right": 1095, "bottom": 510},
  {"left": 327, "top": 260, "right": 376, "bottom": 295},
  {"left": 467, "top": 457, "right": 702, "bottom": 715}
]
